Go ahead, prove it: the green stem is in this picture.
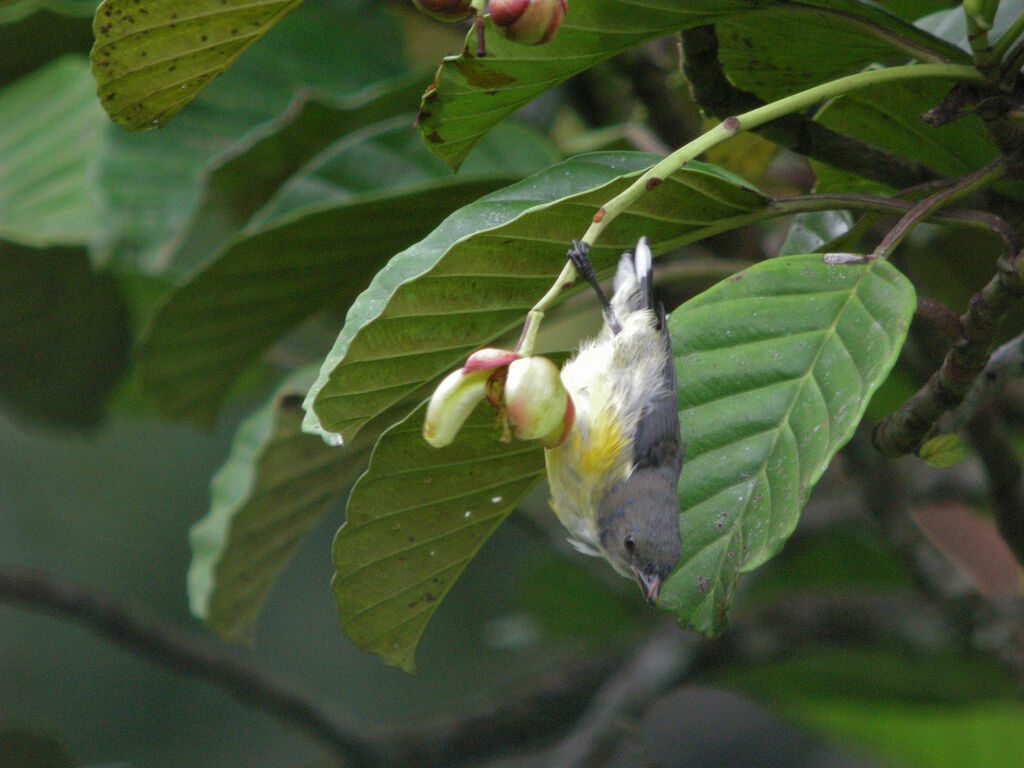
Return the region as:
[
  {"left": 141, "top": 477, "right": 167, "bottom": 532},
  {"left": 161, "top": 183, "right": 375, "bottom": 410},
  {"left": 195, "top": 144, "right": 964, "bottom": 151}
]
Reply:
[
  {"left": 581, "top": 64, "right": 984, "bottom": 249},
  {"left": 512, "top": 63, "right": 987, "bottom": 356},
  {"left": 964, "top": 0, "right": 999, "bottom": 75}
]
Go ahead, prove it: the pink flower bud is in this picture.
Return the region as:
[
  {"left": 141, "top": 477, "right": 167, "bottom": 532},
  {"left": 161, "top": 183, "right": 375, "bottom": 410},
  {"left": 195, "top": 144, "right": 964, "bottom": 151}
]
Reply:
[
  {"left": 489, "top": 0, "right": 566, "bottom": 45},
  {"left": 503, "top": 356, "right": 573, "bottom": 445},
  {"left": 412, "top": 0, "right": 476, "bottom": 23},
  {"left": 463, "top": 347, "right": 521, "bottom": 373}
]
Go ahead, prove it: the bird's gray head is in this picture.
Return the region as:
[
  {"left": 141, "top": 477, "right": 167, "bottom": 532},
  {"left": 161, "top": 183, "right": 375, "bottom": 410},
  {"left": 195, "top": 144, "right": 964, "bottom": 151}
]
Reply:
[{"left": 597, "top": 473, "right": 682, "bottom": 605}]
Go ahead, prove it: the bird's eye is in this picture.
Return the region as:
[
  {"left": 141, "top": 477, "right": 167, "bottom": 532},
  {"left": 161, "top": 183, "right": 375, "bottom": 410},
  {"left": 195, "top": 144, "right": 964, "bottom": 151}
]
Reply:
[{"left": 624, "top": 534, "right": 636, "bottom": 553}]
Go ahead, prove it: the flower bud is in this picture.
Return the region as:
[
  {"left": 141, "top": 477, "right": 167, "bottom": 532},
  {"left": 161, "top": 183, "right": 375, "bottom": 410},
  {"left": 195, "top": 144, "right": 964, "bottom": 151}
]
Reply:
[
  {"left": 504, "top": 356, "right": 573, "bottom": 446},
  {"left": 423, "top": 367, "right": 490, "bottom": 448},
  {"left": 489, "top": 0, "right": 566, "bottom": 45},
  {"left": 412, "top": 0, "right": 476, "bottom": 23}
]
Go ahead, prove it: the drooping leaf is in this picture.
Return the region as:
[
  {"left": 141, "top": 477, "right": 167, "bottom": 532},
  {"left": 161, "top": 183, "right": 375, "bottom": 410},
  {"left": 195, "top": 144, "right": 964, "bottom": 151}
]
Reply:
[
  {"left": 303, "top": 153, "right": 771, "bottom": 446},
  {"left": 332, "top": 402, "right": 546, "bottom": 672},
  {"left": 418, "top": 0, "right": 963, "bottom": 169},
  {"left": 661, "top": 253, "right": 916, "bottom": 635},
  {"left": 93, "top": 0, "right": 403, "bottom": 270},
  {"left": 135, "top": 120, "right": 558, "bottom": 427},
  {"left": 0, "top": 240, "right": 130, "bottom": 427},
  {"left": 0, "top": 56, "right": 106, "bottom": 246},
  {"left": 91, "top": 0, "right": 306, "bottom": 130},
  {"left": 188, "top": 367, "right": 368, "bottom": 643}
]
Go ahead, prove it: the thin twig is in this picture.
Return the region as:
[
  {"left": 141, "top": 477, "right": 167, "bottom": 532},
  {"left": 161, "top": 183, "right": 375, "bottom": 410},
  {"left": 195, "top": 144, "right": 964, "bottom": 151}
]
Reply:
[{"left": 871, "top": 158, "right": 1010, "bottom": 258}]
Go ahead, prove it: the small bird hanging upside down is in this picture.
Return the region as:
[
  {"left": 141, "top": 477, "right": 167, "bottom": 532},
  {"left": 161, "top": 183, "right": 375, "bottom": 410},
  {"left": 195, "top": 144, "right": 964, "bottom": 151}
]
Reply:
[{"left": 544, "top": 237, "right": 684, "bottom": 605}]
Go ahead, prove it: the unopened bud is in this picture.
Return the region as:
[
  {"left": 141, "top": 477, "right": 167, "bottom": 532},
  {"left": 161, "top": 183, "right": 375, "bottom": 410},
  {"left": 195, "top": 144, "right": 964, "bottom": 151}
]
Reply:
[
  {"left": 504, "top": 356, "right": 573, "bottom": 445},
  {"left": 489, "top": 0, "right": 566, "bottom": 45},
  {"left": 423, "top": 367, "right": 490, "bottom": 448},
  {"left": 412, "top": 0, "right": 476, "bottom": 23}
]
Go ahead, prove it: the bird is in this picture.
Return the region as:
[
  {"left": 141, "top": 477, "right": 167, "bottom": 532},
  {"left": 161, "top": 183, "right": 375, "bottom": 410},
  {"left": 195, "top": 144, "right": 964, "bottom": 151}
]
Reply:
[{"left": 544, "top": 236, "right": 683, "bottom": 604}]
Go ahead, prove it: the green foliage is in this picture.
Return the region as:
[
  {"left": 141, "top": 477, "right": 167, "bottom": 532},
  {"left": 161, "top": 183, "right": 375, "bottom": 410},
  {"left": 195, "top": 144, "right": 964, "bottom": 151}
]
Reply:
[
  {"left": 0, "top": 56, "right": 106, "bottom": 246},
  {"left": 91, "top": 0, "right": 306, "bottom": 130},
  {"left": 5, "top": 0, "right": 1024, "bottom": 760},
  {"left": 303, "top": 155, "right": 769, "bottom": 446},
  {"left": 663, "top": 254, "right": 915, "bottom": 634},
  {"left": 333, "top": 403, "right": 546, "bottom": 672}
]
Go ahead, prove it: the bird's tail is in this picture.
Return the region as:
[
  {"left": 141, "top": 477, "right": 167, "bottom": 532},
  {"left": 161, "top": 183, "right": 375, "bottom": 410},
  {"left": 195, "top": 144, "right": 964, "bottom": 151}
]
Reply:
[{"left": 612, "top": 236, "right": 655, "bottom": 317}]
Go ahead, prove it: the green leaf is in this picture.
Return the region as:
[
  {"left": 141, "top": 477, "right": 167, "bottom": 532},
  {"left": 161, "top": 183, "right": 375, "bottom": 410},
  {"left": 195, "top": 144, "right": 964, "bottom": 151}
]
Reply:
[
  {"left": 714, "top": 3, "right": 966, "bottom": 102},
  {"left": 303, "top": 152, "right": 770, "bottom": 446},
  {"left": 0, "top": 56, "right": 106, "bottom": 246},
  {"left": 0, "top": 240, "right": 130, "bottom": 426},
  {"left": 332, "top": 402, "right": 546, "bottom": 672},
  {"left": 188, "top": 367, "right": 369, "bottom": 643},
  {"left": 661, "top": 253, "right": 916, "bottom": 635},
  {"left": 418, "top": 0, "right": 963, "bottom": 169},
  {"left": 135, "top": 120, "right": 557, "bottom": 427},
  {"left": 91, "top": 0, "right": 305, "bottom": 130},
  {"left": 93, "top": 0, "right": 403, "bottom": 270}
]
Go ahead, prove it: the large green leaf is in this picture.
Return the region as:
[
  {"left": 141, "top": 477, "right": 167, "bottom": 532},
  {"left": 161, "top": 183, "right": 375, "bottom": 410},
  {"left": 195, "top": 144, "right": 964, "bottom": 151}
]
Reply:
[
  {"left": 0, "top": 56, "right": 106, "bottom": 246},
  {"left": 418, "top": 0, "right": 962, "bottom": 169},
  {"left": 135, "top": 120, "right": 558, "bottom": 427},
  {"left": 93, "top": 0, "right": 403, "bottom": 271},
  {"left": 302, "top": 152, "right": 771, "bottom": 446},
  {"left": 333, "top": 402, "right": 546, "bottom": 672},
  {"left": 0, "top": 240, "right": 130, "bottom": 426},
  {"left": 91, "top": 0, "right": 305, "bottom": 130},
  {"left": 661, "top": 253, "right": 916, "bottom": 635},
  {"left": 188, "top": 367, "right": 369, "bottom": 643}
]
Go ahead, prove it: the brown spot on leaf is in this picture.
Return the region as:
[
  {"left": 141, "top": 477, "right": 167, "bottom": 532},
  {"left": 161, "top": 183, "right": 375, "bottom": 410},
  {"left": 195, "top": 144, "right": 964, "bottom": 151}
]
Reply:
[
  {"left": 426, "top": 131, "right": 443, "bottom": 144},
  {"left": 592, "top": 207, "right": 606, "bottom": 223},
  {"left": 645, "top": 177, "right": 662, "bottom": 191},
  {"left": 454, "top": 56, "right": 516, "bottom": 90}
]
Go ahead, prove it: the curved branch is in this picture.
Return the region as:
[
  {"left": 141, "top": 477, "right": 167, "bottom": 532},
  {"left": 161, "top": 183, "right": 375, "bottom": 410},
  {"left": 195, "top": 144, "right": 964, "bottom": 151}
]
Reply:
[{"left": 0, "top": 564, "right": 379, "bottom": 766}]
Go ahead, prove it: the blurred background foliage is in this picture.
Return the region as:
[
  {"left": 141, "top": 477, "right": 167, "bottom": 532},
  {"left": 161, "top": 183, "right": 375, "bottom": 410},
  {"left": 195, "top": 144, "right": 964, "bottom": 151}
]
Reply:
[{"left": 3, "top": 0, "right": 1024, "bottom": 767}]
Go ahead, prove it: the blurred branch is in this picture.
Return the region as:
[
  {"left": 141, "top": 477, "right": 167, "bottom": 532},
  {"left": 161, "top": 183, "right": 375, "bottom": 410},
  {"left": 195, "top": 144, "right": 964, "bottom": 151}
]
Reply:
[
  {"left": 612, "top": 42, "right": 696, "bottom": 149},
  {"left": 844, "top": 428, "right": 1024, "bottom": 685},
  {"left": 873, "top": 246, "right": 1024, "bottom": 457},
  {"left": 545, "top": 623, "right": 698, "bottom": 768},
  {"left": 0, "top": 564, "right": 378, "bottom": 766},
  {"left": 680, "top": 25, "right": 941, "bottom": 189},
  {"left": 372, "top": 652, "right": 623, "bottom": 768}
]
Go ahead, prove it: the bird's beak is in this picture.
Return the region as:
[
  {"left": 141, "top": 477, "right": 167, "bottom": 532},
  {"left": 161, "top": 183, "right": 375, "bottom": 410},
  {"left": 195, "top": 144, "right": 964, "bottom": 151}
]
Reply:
[{"left": 634, "top": 568, "right": 662, "bottom": 606}]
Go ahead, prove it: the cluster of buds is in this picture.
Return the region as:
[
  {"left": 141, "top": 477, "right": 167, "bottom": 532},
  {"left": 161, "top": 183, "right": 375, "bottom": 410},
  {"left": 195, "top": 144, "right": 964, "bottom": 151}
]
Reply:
[
  {"left": 411, "top": 0, "right": 566, "bottom": 50},
  {"left": 423, "top": 348, "right": 574, "bottom": 449}
]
